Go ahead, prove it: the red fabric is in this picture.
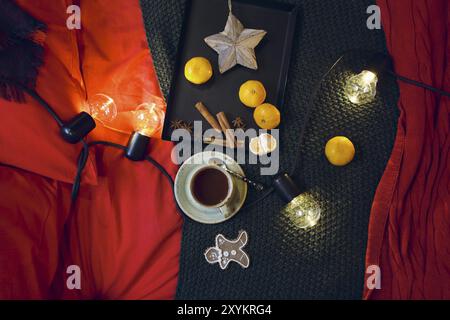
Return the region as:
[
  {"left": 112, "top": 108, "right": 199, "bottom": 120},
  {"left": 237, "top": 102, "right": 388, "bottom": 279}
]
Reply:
[
  {"left": 365, "top": 0, "right": 449, "bottom": 299},
  {"left": 61, "top": 140, "right": 182, "bottom": 299},
  {"left": 0, "top": 0, "right": 182, "bottom": 299},
  {"left": 0, "top": 0, "right": 98, "bottom": 185}
]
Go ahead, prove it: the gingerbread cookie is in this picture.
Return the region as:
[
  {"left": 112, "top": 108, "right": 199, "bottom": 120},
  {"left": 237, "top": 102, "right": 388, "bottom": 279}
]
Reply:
[{"left": 204, "top": 231, "right": 250, "bottom": 270}]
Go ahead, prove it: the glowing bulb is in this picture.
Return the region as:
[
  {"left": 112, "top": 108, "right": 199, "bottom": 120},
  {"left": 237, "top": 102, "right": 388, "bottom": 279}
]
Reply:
[
  {"left": 344, "top": 70, "right": 378, "bottom": 105},
  {"left": 282, "top": 193, "right": 321, "bottom": 229},
  {"left": 133, "top": 103, "right": 165, "bottom": 137},
  {"left": 273, "top": 174, "right": 321, "bottom": 229},
  {"left": 85, "top": 93, "right": 118, "bottom": 123}
]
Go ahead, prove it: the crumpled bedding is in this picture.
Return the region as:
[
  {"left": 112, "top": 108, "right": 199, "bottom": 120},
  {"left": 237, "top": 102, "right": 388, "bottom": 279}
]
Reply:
[{"left": 0, "top": 0, "right": 182, "bottom": 299}]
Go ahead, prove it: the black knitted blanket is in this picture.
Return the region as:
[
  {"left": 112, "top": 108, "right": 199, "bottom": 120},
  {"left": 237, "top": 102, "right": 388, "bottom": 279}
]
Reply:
[{"left": 140, "top": 0, "right": 399, "bottom": 299}]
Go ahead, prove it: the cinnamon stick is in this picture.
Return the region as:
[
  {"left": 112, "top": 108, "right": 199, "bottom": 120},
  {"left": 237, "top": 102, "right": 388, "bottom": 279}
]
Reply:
[
  {"left": 216, "top": 112, "right": 236, "bottom": 148},
  {"left": 203, "top": 136, "right": 244, "bottom": 148},
  {"left": 194, "top": 102, "right": 222, "bottom": 132}
]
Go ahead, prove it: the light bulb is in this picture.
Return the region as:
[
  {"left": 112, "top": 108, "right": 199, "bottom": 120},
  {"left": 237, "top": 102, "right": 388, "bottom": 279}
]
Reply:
[
  {"left": 133, "top": 103, "right": 165, "bottom": 137},
  {"left": 282, "top": 193, "right": 321, "bottom": 229},
  {"left": 273, "top": 173, "right": 321, "bottom": 229},
  {"left": 344, "top": 70, "right": 378, "bottom": 105},
  {"left": 125, "top": 103, "right": 165, "bottom": 161},
  {"left": 86, "top": 93, "right": 118, "bottom": 123}
]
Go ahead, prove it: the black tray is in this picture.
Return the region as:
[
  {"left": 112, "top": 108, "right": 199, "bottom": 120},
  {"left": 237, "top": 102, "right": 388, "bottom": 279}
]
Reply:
[{"left": 162, "top": 0, "right": 297, "bottom": 141}]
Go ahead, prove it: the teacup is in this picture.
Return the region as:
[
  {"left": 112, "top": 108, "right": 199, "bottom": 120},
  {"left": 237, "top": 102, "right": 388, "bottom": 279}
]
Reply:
[{"left": 187, "top": 165, "right": 235, "bottom": 216}]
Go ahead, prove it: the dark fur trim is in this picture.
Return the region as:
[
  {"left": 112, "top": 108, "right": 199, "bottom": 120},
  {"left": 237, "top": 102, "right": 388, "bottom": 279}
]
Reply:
[{"left": 0, "top": 0, "right": 47, "bottom": 102}]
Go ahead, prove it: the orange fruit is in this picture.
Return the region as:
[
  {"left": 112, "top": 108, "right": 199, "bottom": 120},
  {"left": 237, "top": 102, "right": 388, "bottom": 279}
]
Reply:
[
  {"left": 184, "top": 57, "right": 213, "bottom": 84},
  {"left": 249, "top": 134, "right": 277, "bottom": 155},
  {"left": 239, "top": 80, "right": 267, "bottom": 108},
  {"left": 325, "top": 136, "right": 355, "bottom": 166},
  {"left": 253, "top": 103, "right": 281, "bottom": 129}
]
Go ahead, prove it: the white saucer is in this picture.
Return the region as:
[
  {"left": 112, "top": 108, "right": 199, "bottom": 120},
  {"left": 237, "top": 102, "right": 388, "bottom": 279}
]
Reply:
[{"left": 174, "top": 151, "right": 248, "bottom": 224}]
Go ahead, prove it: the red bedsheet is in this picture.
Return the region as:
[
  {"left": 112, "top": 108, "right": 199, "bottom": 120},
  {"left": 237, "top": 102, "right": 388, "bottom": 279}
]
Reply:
[
  {"left": 365, "top": 0, "right": 450, "bottom": 299},
  {"left": 0, "top": 0, "right": 182, "bottom": 299}
]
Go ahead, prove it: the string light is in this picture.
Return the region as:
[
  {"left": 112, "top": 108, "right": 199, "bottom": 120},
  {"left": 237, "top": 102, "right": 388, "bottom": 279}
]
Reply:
[
  {"left": 60, "top": 93, "right": 118, "bottom": 144},
  {"left": 344, "top": 70, "right": 378, "bottom": 105},
  {"left": 283, "top": 193, "right": 321, "bottom": 229},
  {"left": 133, "top": 103, "right": 165, "bottom": 138},
  {"left": 18, "top": 47, "right": 450, "bottom": 230},
  {"left": 84, "top": 93, "right": 118, "bottom": 124},
  {"left": 273, "top": 174, "right": 321, "bottom": 229},
  {"left": 125, "top": 103, "right": 165, "bottom": 161}
]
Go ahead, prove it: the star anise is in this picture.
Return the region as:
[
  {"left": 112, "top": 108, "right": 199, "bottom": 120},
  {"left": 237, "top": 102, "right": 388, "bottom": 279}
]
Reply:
[
  {"left": 180, "top": 121, "right": 193, "bottom": 134},
  {"left": 170, "top": 120, "right": 184, "bottom": 130},
  {"left": 232, "top": 117, "right": 246, "bottom": 130}
]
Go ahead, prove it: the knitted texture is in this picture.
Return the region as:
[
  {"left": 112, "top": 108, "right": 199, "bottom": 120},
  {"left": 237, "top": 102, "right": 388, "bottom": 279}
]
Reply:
[{"left": 140, "top": 0, "right": 399, "bottom": 299}]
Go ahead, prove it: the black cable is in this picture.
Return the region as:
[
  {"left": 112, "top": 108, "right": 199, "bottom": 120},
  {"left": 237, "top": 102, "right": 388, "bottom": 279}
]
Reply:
[
  {"left": 88, "top": 140, "right": 127, "bottom": 150},
  {"left": 22, "top": 49, "right": 450, "bottom": 215},
  {"left": 22, "top": 86, "right": 65, "bottom": 127},
  {"left": 18, "top": 86, "right": 271, "bottom": 212},
  {"left": 232, "top": 54, "right": 450, "bottom": 211},
  {"left": 145, "top": 155, "right": 174, "bottom": 187},
  {"left": 289, "top": 54, "right": 346, "bottom": 177},
  {"left": 327, "top": 48, "right": 450, "bottom": 98},
  {"left": 18, "top": 88, "right": 94, "bottom": 203},
  {"left": 238, "top": 54, "right": 347, "bottom": 211},
  {"left": 388, "top": 70, "right": 450, "bottom": 98},
  {"left": 70, "top": 141, "right": 126, "bottom": 202},
  {"left": 70, "top": 140, "right": 176, "bottom": 210},
  {"left": 70, "top": 140, "right": 89, "bottom": 202},
  {"left": 239, "top": 186, "right": 274, "bottom": 211}
]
